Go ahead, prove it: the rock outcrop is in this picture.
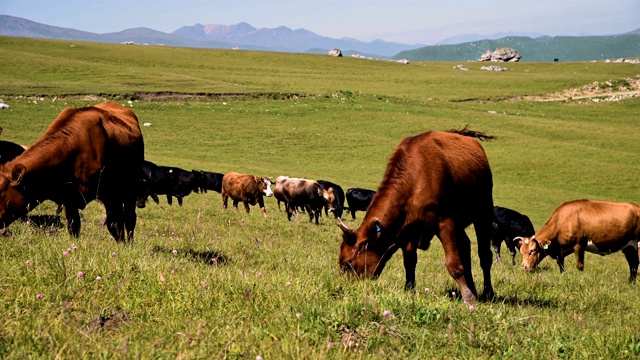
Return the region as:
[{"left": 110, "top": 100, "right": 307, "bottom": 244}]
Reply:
[{"left": 478, "top": 47, "right": 521, "bottom": 62}]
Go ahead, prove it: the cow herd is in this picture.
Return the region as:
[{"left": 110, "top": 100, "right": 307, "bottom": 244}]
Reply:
[{"left": 1, "top": 102, "right": 639, "bottom": 302}]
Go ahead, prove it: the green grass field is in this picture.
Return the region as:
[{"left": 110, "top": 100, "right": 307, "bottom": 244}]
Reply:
[{"left": 0, "top": 36, "right": 639, "bottom": 359}]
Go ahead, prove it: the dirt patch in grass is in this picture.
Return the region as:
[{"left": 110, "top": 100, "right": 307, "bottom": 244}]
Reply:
[
  {"left": 514, "top": 77, "right": 640, "bottom": 102},
  {"left": 87, "top": 310, "right": 130, "bottom": 332}
]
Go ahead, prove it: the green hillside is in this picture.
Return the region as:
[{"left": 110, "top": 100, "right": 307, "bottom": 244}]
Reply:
[
  {"left": 0, "top": 36, "right": 640, "bottom": 359},
  {"left": 394, "top": 34, "right": 640, "bottom": 62}
]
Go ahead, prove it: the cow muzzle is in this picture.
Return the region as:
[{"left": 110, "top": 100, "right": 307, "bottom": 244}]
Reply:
[{"left": 521, "top": 263, "right": 535, "bottom": 272}]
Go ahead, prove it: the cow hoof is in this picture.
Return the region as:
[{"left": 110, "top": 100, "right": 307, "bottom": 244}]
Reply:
[{"left": 480, "top": 288, "right": 495, "bottom": 302}]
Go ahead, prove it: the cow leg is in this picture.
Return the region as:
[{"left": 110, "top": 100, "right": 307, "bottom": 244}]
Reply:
[
  {"left": 65, "top": 205, "right": 81, "bottom": 238},
  {"left": 350, "top": 209, "right": 356, "bottom": 220},
  {"left": 508, "top": 242, "right": 517, "bottom": 266},
  {"left": 622, "top": 245, "right": 639, "bottom": 283},
  {"left": 123, "top": 196, "right": 137, "bottom": 243},
  {"left": 304, "top": 204, "right": 314, "bottom": 223},
  {"left": 573, "top": 245, "right": 586, "bottom": 271},
  {"left": 222, "top": 194, "right": 228, "bottom": 210},
  {"left": 103, "top": 201, "right": 125, "bottom": 243},
  {"left": 288, "top": 204, "right": 300, "bottom": 222},
  {"left": 402, "top": 242, "right": 418, "bottom": 291},
  {"left": 151, "top": 194, "right": 159, "bottom": 204},
  {"left": 177, "top": 196, "right": 183, "bottom": 206},
  {"left": 232, "top": 200, "right": 240, "bottom": 212},
  {"left": 474, "top": 214, "right": 495, "bottom": 301},
  {"left": 457, "top": 227, "right": 479, "bottom": 299},
  {"left": 491, "top": 238, "right": 503, "bottom": 264},
  {"left": 556, "top": 257, "right": 566, "bottom": 273},
  {"left": 554, "top": 248, "right": 571, "bottom": 273},
  {"left": 257, "top": 195, "right": 268, "bottom": 220},
  {"left": 166, "top": 195, "right": 173, "bottom": 205},
  {"left": 286, "top": 204, "right": 293, "bottom": 221},
  {"left": 438, "top": 218, "right": 477, "bottom": 303}
]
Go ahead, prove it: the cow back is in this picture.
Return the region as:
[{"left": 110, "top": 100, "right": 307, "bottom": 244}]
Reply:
[{"left": 538, "top": 200, "right": 640, "bottom": 246}]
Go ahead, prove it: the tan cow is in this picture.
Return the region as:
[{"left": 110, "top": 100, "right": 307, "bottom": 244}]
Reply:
[
  {"left": 221, "top": 172, "right": 273, "bottom": 219},
  {"left": 518, "top": 199, "right": 640, "bottom": 282}
]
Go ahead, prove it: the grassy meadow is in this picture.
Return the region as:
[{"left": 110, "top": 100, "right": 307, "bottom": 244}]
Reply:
[{"left": 0, "top": 36, "right": 639, "bottom": 359}]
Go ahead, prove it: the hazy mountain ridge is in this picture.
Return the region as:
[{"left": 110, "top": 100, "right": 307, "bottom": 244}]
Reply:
[
  {"left": 0, "top": 15, "right": 422, "bottom": 57},
  {"left": 394, "top": 34, "right": 640, "bottom": 62},
  {"left": 171, "top": 22, "right": 423, "bottom": 56},
  {"left": 1, "top": 15, "right": 638, "bottom": 61}
]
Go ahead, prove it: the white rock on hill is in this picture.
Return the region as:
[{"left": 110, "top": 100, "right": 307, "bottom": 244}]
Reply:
[{"left": 478, "top": 47, "right": 521, "bottom": 62}]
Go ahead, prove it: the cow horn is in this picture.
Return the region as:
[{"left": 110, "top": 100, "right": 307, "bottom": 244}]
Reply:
[
  {"left": 337, "top": 218, "right": 357, "bottom": 246},
  {"left": 337, "top": 218, "right": 350, "bottom": 232},
  {"left": 513, "top": 236, "right": 523, "bottom": 248}
]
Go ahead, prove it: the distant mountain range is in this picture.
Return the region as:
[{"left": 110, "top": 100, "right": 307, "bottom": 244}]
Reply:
[
  {"left": 1, "top": 15, "right": 638, "bottom": 61},
  {"left": 394, "top": 32, "right": 640, "bottom": 62},
  {"left": 0, "top": 15, "right": 423, "bottom": 58}
]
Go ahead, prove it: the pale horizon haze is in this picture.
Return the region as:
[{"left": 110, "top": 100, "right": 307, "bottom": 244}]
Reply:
[{"left": 2, "top": 0, "right": 638, "bottom": 44}]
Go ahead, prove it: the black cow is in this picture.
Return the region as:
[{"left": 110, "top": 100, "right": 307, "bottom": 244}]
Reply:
[
  {"left": 137, "top": 161, "right": 199, "bottom": 208},
  {"left": 345, "top": 187, "right": 376, "bottom": 220},
  {"left": 158, "top": 165, "right": 199, "bottom": 206},
  {"left": 193, "top": 170, "right": 224, "bottom": 193},
  {"left": 0, "top": 140, "right": 25, "bottom": 165},
  {"left": 491, "top": 206, "right": 535, "bottom": 265},
  {"left": 317, "top": 179, "right": 345, "bottom": 218},
  {"left": 137, "top": 160, "right": 168, "bottom": 208}
]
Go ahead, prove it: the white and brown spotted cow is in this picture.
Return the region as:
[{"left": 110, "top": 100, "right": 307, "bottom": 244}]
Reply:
[
  {"left": 275, "top": 176, "right": 334, "bottom": 224},
  {"left": 518, "top": 199, "right": 640, "bottom": 282},
  {"left": 221, "top": 172, "right": 273, "bottom": 219}
]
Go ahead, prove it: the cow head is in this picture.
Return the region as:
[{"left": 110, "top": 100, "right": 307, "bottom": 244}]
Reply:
[
  {"left": 0, "top": 164, "right": 28, "bottom": 233},
  {"left": 260, "top": 177, "right": 273, "bottom": 197},
  {"left": 337, "top": 217, "right": 397, "bottom": 278},
  {"left": 517, "top": 236, "right": 548, "bottom": 271},
  {"left": 322, "top": 187, "right": 336, "bottom": 213}
]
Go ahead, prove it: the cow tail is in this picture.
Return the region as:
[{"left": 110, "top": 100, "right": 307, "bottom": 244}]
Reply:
[{"left": 447, "top": 124, "right": 495, "bottom": 141}]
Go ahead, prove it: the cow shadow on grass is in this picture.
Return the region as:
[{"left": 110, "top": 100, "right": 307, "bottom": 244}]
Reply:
[
  {"left": 152, "top": 245, "right": 229, "bottom": 266},
  {"left": 441, "top": 286, "right": 557, "bottom": 308}
]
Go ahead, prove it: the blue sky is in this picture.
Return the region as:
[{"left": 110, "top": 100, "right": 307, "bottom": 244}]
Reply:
[{"left": 2, "top": 0, "right": 638, "bottom": 44}]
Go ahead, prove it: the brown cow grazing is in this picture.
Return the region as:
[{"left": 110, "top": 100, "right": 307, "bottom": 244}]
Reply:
[
  {"left": 518, "top": 199, "right": 640, "bottom": 282},
  {"left": 338, "top": 128, "right": 495, "bottom": 303},
  {"left": 275, "top": 176, "right": 334, "bottom": 224},
  {"left": 221, "top": 172, "right": 273, "bottom": 219},
  {"left": 0, "top": 101, "right": 144, "bottom": 243}
]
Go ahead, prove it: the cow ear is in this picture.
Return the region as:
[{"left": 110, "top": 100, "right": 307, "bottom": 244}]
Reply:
[
  {"left": 337, "top": 219, "right": 357, "bottom": 246},
  {"left": 10, "top": 164, "right": 26, "bottom": 186},
  {"left": 369, "top": 218, "right": 383, "bottom": 239}
]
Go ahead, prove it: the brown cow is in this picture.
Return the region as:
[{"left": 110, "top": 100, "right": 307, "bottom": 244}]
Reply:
[
  {"left": 221, "top": 172, "right": 273, "bottom": 219},
  {"left": 275, "top": 176, "right": 334, "bottom": 224},
  {"left": 337, "top": 128, "right": 495, "bottom": 303},
  {"left": 518, "top": 199, "right": 640, "bottom": 282},
  {"left": 0, "top": 101, "right": 144, "bottom": 242}
]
